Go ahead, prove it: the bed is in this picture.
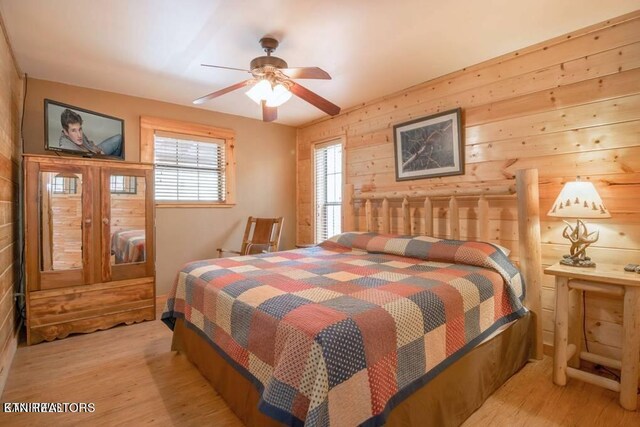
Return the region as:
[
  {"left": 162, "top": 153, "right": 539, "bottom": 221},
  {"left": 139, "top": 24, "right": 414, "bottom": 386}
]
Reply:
[
  {"left": 162, "top": 169, "right": 543, "bottom": 427},
  {"left": 111, "top": 229, "right": 146, "bottom": 264}
]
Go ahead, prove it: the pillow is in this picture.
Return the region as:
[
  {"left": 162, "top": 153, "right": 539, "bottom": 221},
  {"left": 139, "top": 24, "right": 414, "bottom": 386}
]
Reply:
[{"left": 492, "top": 243, "right": 511, "bottom": 257}]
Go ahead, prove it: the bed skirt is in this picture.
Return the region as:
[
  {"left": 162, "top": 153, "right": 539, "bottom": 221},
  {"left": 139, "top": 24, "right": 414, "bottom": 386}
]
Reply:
[{"left": 170, "top": 312, "right": 531, "bottom": 426}]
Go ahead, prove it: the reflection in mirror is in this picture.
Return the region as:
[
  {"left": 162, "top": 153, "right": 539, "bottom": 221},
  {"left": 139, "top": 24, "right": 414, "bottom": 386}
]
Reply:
[
  {"left": 110, "top": 175, "right": 146, "bottom": 265},
  {"left": 40, "top": 171, "right": 83, "bottom": 271}
]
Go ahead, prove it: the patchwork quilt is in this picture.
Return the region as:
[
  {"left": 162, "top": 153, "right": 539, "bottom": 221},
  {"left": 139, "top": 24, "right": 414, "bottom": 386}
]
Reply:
[
  {"left": 111, "top": 229, "right": 146, "bottom": 264},
  {"left": 162, "top": 232, "right": 526, "bottom": 427}
]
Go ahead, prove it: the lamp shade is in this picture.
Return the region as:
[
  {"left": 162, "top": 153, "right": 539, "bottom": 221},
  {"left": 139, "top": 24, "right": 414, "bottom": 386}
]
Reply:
[
  {"left": 547, "top": 180, "right": 611, "bottom": 219},
  {"left": 266, "top": 84, "right": 292, "bottom": 107},
  {"left": 245, "top": 80, "right": 272, "bottom": 104}
]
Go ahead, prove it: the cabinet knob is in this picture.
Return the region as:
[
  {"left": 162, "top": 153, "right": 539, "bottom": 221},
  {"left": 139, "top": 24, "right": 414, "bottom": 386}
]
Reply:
[
  {"left": 84, "top": 219, "right": 92, "bottom": 225},
  {"left": 102, "top": 218, "right": 110, "bottom": 225}
]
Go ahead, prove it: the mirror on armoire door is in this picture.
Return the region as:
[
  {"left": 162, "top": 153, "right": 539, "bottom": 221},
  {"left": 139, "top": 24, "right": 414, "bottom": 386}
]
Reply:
[
  {"left": 109, "top": 175, "right": 146, "bottom": 266},
  {"left": 39, "top": 171, "right": 84, "bottom": 272}
]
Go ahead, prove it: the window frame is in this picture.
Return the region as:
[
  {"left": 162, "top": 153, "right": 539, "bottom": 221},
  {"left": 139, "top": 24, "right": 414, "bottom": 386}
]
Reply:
[
  {"left": 140, "top": 116, "right": 236, "bottom": 208},
  {"left": 52, "top": 175, "right": 78, "bottom": 194},
  {"left": 109, "top": 175, "right": 137, "bottom": 195},
  {"left": 312, "top": 138, "right": 345, "bottom": 244}
]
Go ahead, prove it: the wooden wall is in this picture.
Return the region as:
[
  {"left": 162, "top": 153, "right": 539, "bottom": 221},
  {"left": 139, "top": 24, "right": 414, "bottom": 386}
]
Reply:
[
  {"left": 0, "top": 18, "right": 22, "bottom": 393},
  {"left": 110, "top": 177, "right": 146, "bottom": 234},
  {"left": 297, "top": 11, "right": 640, "bottom": 359},
  {"left": 50, "top": 190, "right": 83, "bottom": 271}
]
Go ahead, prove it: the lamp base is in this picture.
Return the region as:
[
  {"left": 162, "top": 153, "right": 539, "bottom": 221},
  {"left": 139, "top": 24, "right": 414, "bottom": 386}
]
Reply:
[
  {"left": 559, "top": 219, "right": 600, "bottom": 268},
  {"left": 560, "top": 254, "right": 596, "bottom": 268}
]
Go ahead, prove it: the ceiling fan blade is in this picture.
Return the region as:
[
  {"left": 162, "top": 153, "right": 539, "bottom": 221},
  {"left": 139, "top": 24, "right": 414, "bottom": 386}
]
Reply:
[
  {"left": 280, "top": 67, "right": 331, "bottom": 80},
  {"left": 200, "top": 64, "right": 250, "bottom": 73},
  {"left": 262, "top": 102, "right": 278, "bottom": 122},
  {"left": 193, "top": 80, "right": 252, "bottom": 105},
  {"left": 289, "top": 82, "right": 341, "bottom": 116}
]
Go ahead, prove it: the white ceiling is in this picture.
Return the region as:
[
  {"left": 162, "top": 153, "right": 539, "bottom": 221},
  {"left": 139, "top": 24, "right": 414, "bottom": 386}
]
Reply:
[{"left": 1, "top": 1, "right": 638, "bottom": 126}]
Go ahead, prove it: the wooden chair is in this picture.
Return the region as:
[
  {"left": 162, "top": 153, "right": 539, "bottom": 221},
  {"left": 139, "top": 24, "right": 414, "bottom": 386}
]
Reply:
[{"left": 217, "top": 217, "right": 284, "bottom": 257}]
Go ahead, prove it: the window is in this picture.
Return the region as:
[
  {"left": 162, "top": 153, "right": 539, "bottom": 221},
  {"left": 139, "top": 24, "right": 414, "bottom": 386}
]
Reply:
[
  {"left": 314, "top": 141, "right": 342, "bottom": 243},
  {"left": 139, "top": 116, "right": 236, "bottom": 207},
  {"left": 52, "top": 175, "right": 78, "bottom": 194},
  {"left": 110, "top": 175, "right": 137, "bottom": 194},
  {"left": 154, "top": 134, "right": 226, "bottom": 202}
]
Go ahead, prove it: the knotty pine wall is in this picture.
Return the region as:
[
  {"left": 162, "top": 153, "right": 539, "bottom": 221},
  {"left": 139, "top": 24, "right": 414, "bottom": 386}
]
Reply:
[
  {"left": 297, "top": 11, "right": 640, "bottom": 359},
  {"left": 110, "top": 178, "right": 146, "bottom": 235},
  {"left": 50, "top": 186, "right": 83, "bottom": 270},
  {"left": 0, "top": 18, "right": 22, "bottom": 393}
]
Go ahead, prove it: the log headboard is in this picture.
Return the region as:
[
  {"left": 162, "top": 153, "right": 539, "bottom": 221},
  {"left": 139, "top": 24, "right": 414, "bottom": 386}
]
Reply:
[{"left": 343, "top": 168, "right": 543, "bottom": 359}]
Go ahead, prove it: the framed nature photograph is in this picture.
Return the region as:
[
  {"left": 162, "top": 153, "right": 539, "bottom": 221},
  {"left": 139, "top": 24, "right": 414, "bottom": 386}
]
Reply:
[
  {"left": 393, "top": 108, "right": 463, "bottom": 181},
  {"left": 44, "top": 99, "right": 124, "bottom": 160}
]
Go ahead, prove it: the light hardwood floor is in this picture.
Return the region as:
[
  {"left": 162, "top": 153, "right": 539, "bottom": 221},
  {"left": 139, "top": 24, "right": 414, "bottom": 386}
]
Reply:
[{"left": 1, "top": 314, "right": 639, "bottom": 426}]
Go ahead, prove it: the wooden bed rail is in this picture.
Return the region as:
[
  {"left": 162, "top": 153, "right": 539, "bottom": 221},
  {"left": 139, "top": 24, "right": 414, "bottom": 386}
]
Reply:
[
  {"left": 342, "top": 169, "right": 543, "bottom": 360},
  {"left": 351, "top": 184, "right": 515, "bottom": 200}
]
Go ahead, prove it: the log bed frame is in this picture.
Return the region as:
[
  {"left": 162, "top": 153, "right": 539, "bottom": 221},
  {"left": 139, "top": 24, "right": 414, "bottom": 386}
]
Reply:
[{"left": 342, "top": 168, "right": 543, "bottom": 359}]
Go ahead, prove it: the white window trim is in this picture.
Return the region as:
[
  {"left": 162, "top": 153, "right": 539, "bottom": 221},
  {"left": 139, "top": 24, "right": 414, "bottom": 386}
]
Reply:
[
  {"left": 312, "top": 137, "right": 345, "bottom": 243},
  {"left": 140, "top": 116, "right": 236, "bottom": 208}
]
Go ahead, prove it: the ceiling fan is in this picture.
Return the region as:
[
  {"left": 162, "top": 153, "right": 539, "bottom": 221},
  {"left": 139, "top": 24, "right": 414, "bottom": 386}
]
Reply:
[{"left": 194, "top": 37, "right": 341, "bottom": 122}]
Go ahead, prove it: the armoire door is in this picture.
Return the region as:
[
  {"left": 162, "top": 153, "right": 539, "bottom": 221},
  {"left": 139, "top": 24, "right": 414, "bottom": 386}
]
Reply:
[
  {"left": 101, "top": 167, "right": 154, "bottom": 282},
  {"left": 25, "top": 161, "right": 96, "bottom": 290}
]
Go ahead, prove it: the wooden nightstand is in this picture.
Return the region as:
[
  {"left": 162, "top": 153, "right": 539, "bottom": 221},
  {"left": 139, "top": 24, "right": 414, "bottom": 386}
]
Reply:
[{"left": 545, "top": 263, "right": 640, "bottom": 410}]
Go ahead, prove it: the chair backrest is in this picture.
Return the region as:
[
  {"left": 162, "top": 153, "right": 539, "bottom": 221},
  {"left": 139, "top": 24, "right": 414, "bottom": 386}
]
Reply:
[{"left": 240, "top": 217, "right": 284, "bottom": 255}]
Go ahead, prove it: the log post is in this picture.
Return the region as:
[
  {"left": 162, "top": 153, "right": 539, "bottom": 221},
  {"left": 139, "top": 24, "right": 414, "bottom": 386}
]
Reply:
[
  {"left": 516, "top": 168, "right": 543, "bottom": 360},
  {"left": 343, "top": 183, "right": 355, "bottom": 232},
  {"left": 402, "top": 197, "right": 410, "bottom": 235},
  {"left": 448, "top": 196, "right": 460, "bottom": 240},
  {"left": 478, "top": 195, "right": 489, "bottom": 242},
  {"left": 424, "top": 197, "right": 433, "bottom": 236},
  {"left": 382, "top": 198, "right": 390, "bottom": 234}
]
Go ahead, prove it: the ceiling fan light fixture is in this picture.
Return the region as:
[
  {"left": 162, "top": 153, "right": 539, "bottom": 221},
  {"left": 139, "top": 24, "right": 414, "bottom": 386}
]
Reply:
[
  {"left": 245, "top": 79, "right": 272, "bottom": 104},
  {"left": 266, "top": 83, "right": 292, "bottom": 107},
  {"left": 196, "top": 37, "right": 340, "bottom": 119}
]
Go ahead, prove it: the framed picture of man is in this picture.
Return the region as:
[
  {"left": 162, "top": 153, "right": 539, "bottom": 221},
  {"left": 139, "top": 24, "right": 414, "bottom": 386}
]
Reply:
[
  {"left": 44, "top": 99, "right": 124, "bottom": 160},
  {"left": 393, "top": 108, "right": 463, "bottom": 181}
]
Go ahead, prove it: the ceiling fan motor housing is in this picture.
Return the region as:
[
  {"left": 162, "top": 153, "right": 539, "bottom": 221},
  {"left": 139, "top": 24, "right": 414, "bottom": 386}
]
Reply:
[
  {"left": 250, "top": 56, "right": 288, "bottom": 71},
  {"left": 194, "top": 36, "right": 340, "bottom": 119}
]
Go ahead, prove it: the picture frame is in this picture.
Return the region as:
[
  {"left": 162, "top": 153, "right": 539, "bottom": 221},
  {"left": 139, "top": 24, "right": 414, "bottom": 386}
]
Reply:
[
  {"left": 44, "top": 99, "right": 125, "bottom": 160},
  {"left": 393, "top": 108, "right": 463, "bottom": 181}
]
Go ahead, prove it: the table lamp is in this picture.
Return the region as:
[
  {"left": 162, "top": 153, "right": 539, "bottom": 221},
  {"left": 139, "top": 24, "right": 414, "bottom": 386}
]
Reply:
[{"left": 547, "top": 177, "right": 611, "bottom": 267}]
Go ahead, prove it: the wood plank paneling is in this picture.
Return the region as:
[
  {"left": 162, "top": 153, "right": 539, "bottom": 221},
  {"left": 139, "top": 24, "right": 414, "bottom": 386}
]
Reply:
[
  {"left": 48, "top": 180, "right": 83, "bottom": 270},
  {"left": 297, "top": 12, "right": 640, "bottom": 360},
  {"left": 299, "top": 16, "right": 640, "bottom": 143},
  {"left": 0, "top": 17, "right": 22, "bottom": 395},
  {"left": 110, "top": 178, "right": 146, "bottom": 236}
]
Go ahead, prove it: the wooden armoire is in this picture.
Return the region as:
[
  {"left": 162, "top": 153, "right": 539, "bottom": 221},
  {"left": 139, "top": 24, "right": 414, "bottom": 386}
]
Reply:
[{"left": 24, "top": 155, "right": 155, "bottom": 344}]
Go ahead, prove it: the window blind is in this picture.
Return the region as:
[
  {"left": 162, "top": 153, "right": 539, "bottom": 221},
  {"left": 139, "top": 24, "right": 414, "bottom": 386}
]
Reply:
[
  {"left": 314, "top": 142, "right": 342, "bottom": 243},
  {"left": 154, "top": 135, "right": 226, "bottom": 201}
]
